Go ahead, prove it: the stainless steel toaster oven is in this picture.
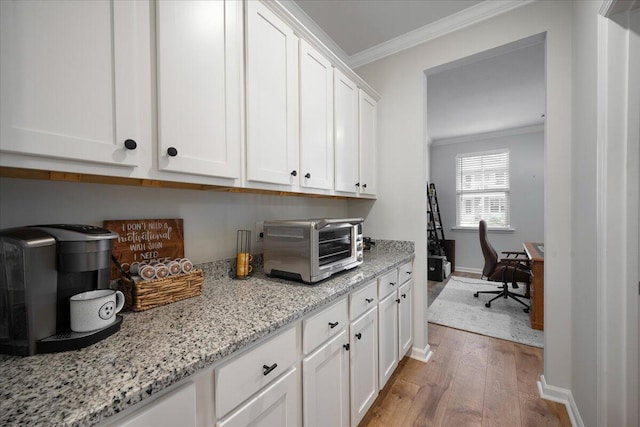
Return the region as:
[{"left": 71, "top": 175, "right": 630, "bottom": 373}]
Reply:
[{"left": 263, "top": 218, "right": 364, "bottom": 283}]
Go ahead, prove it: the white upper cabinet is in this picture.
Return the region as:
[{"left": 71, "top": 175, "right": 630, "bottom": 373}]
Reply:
[
  {"left": 0, "top": 0, "right": 140, "bottom": 167},
  {"left": 156, "top": 0, "right": 241, "bottom": 179},
  {"left": 358, "top": 90, "right": 377, "bottom": 196},
  {"left": 299, "top": 40, "right": 334, "bottom": 191},
  {"left": 245, "top": 1, "right": 299, "bottom": 186},
  {"left": 334, "top": 70, "right": 359, "bottom": 194}
]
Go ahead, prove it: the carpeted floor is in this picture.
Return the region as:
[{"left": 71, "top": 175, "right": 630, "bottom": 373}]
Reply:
[{"left": 428, "top": 276, "right": 544, "bottom": 348}]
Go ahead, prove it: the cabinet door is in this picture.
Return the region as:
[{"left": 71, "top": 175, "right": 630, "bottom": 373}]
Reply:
[
  {"left": 217, "top": 367, "right": 298, "bottom": 427},
  {"left": 119, "top": 382, "right": 196, "bottom": 427},
  {"left": 299, "top": 40, "right": 334, "bottom": 191},
  {"left": 156, "top": 0, "right": 241, "bottom": 179},
  {"left": 246, "top": 1, "right": 299, "bottom": 186},
  {"left": 302, "top": 330, "right": 350, "bottom": 427},
  {"left": 0, "top": 0, "right": 139, "bottom": 167},
  {"left": 398, "top": 279, "right": 414, "bottom": 357},
  {"left": 378, "top": 292, "right": 399, "bottom": 389},
  {"left": 350, "top": 307, "right": 378, "bottom": 427},
  {"left": 358, "top": 90, "right": 377, "bottom": 196},
  {"left": 334, "top": 69, "right": 359, "bottom": 194}
]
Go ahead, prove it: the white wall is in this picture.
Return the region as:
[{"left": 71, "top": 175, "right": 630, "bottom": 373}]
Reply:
[
  {"left": 0, "top": 178, "right": 350, "bottom": 263},
  {"left": 429, "top": 131, "right": 544, "bottom": 271},
  {"left": 571, "top": 1, "right": 599, "bottom": 425},
  {"left": 355, "top": 0, "right": 574, "bottom": 392}
]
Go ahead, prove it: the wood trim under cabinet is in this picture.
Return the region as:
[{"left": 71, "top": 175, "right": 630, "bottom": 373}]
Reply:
[{"left": 0, "top": 166, "right": 355, "bottom": 200}]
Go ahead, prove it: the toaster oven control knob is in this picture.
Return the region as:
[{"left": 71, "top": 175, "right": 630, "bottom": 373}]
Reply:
[
  {"left": 167, "top": 147, "right": 178, "bottom": 157},
  {"left": 357, "top": 243, "right": 363, "bottom": 250},
  {"left": 290, "top": 170, "right": 297, "bottom": 177},
  {"left": 304, "top": 173, "right": 311, "bottom": 179},
  {"left": 357, "top": 254, "right": 363, "bottom": 262},
  {"left": 124, "top": 139, "right": 137, "bottom": 150}
]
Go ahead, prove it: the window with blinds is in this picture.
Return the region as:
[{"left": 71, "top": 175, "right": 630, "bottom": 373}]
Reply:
[{"left": 456, "top": 150, "right": 510, "bottom": 228}]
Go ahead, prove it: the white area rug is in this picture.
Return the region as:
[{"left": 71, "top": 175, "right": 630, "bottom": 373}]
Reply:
[{"left": 428, "top": 277, "right": 544, "bottom": 348}]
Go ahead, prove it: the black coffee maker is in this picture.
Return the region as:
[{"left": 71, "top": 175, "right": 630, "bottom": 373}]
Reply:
[{"left": 0, "top": 224, "right": 120, "bottom": 356}]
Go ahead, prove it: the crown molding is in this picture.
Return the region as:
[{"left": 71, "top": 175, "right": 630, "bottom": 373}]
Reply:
[
  {"left": 277, "top": 0, "right": 350, "bottom": 64},
  {"left": 349, "top": 0, "right": 535, "bottom": 69},
  {"left": 429, "top": 124, "right": 544, "bottom": 147}
]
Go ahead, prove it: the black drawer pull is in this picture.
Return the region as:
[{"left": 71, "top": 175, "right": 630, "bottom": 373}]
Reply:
[
  {"left": 355, "top": 333, "right": 362, "bottom": 340},
  {"left": 329, "top": 321, "right": 339, "bottom": 329},
  {"left": 343, "top": 343, "right": 350, "bottom": 351},
  {"left": 406, "top": 271, "right": 412, "bottom": 274},
  {"left": 402, "top": 293, "right": 407, "bottom": 299},
  {"left": 262, "top": 363, "right": 278, "bottom": 376},
  {"left": 365, "top": 298, "right": 373, "bottom": 303},
  {"left": 396, "top": 298, "right": 401, "bottom": 304},
  {"left": 390, "top": 282, "right": 396, "bottom": 286}
]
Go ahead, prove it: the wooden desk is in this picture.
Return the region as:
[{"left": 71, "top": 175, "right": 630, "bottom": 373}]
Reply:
[{"left": 523, "top": 242, "right": 544, "bottom": 330}]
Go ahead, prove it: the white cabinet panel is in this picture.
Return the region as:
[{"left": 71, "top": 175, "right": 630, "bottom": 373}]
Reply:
[
  {"left": 156, "top": 0, "right": 241, "bottom": 179},
  {"left": 299, "top": 40, "right": 333, "bottom": 190},
  {"left": 398, "top": 279, "right": 414, "bottom": 357},
  {"left": 350, "top": 307, "right": 378, "bottom": 427},
  {"left": 302, "top": 330, "right": 350, "bottom": 427},
  {"left": 217, "top": 368, "right": 299, "bottom": 427},
  {"left": 358, "top": 90, "right": 377, "bottom": 196},
  {"left": 0, "top": 0, "right": 139, "bottom": 167},
  {"left": 246, "top": 1, "right": 299, "bottom": 186},
  {"left": 118, "top": 382, "right": 196, "bottom": 427},
  {"left": 334, "top": 69, "right": 359, "bottom": 194},
  {"left": 378, "top": 292, "right": 399, "bottom": 390}
]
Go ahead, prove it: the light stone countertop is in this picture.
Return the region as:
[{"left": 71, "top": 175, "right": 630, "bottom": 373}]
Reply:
[{"left": 0, "top": 240, "right": 414, "bottom": 427}]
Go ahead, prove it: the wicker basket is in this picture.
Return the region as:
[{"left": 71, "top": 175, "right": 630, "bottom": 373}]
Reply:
[{"left": 118, "top": 269, "right": 204, "bottom": 312}]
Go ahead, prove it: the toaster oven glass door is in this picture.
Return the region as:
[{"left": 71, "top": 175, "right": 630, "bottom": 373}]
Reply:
[{"left": 317, "top": 226, "right": 353, "bottom": 267}]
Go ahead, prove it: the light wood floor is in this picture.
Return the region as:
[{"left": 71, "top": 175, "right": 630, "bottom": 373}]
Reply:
[{"left": 360, "top": 324, "right": 572, "bottom": 427}]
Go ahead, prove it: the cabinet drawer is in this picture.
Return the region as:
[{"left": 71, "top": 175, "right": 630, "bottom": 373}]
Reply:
[
  {"left": 399, "top": 261, "right": 413, "bottom": 285},
  {"left": 215, "top": 327, "right": 297, "bottom": 418},
  {"left": 303, "top": 298, "right": 348, "bottom": 354},
  {"left": 377, "top": 269, "right": 399, "bottom": 299},
  {"left": 349, "top": 280, "right": 377, "bottom": 320}
]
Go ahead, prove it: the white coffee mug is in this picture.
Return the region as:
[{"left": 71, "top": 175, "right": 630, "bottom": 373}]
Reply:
[{"left": 70, "top": 289, "right": 125, "bottom": 332}]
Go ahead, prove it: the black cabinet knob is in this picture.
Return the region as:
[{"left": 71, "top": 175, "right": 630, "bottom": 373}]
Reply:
[
  {"left": 290, "top": 170, "right": 297, "bottom": 176},
  {"left": 343, "top": 343, "right": 350, "bottom": 351},
  {"left": 167, "top": 147, "right": 178, "bottom": 157},
  {"left": 305, "top": 173, "right": 311, "bottom": 179},
  {"left": 402, "top": 293, "right": 407, "bottom": 299},
  {"left": 329, "top": 321, "right": 339, "bottom": 329},
  {"left": 262, "top": 363, "right": 278, "bottom": 376},
  {"left": 355, "top": 182, "right": 360, "bottom": 187},
  {"left": 355, "top": 333, "right": 362, "bottom": 340},
  {"left": 124, "top": 139, "right": 137, "bottom": 150},
  {"left": 362, "top": 184, "right": 367, "bottom": 188},
  {"left": 396, "top": 298, "right": 401, "bottom": 304},
  {"left": 365, "top": 298, "right": 373, "bottom": 303}
]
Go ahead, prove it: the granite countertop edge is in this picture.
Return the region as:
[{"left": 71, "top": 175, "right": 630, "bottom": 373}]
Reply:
[{"left": 0, "top": 240, "right": 414, "bottom": 427}]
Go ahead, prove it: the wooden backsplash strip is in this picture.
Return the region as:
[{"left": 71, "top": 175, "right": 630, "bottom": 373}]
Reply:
[{"left": 104, "top": 219, "right": 184, "bottom": 279}]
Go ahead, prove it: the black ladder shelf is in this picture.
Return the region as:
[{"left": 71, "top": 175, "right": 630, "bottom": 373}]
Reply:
[{"left": 427, "top": 182, "right": 446, "bottom": 257}]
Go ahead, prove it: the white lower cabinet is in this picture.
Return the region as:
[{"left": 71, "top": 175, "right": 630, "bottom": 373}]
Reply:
[
  {"left": 398, "top": 279, "right": 414, "bottom": 357},
  {"left": 302, "top": 330, "right": 350, "bottom": 427},
  {"left": 378, "top": 292, "right": 399, "bottom": 389},
  {"left": 118, "top": 382, "right": 197, "bottom": 427},
  {"left": 217, "top": 368, "right": 299, "bottom": 427},
  {"left": 350, "top": 307, "right": 379, "bottom": 427}
]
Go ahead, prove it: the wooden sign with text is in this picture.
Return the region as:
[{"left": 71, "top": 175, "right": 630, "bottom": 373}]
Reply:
[{"left": 104, "top": 218, "right": 184, "bottom": 279}]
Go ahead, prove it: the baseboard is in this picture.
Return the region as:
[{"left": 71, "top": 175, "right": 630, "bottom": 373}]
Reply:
[
  {"left": 410, "top": 343, "right": 433, "bottom": 362},
  {"left": 537, "top": 375, "right": 584, "bottom": 427},
  {"left": 453, "top": 266, "right": 483, "bottom": 274}
]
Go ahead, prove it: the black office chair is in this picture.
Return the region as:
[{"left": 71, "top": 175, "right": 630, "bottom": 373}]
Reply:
[{"left": 473, "top": 220, "right": 531, "bottom": 313}]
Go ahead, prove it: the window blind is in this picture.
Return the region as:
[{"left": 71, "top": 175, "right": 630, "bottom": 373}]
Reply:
[{"left": 456, "top": 150, "right": 510, "bottom": 228}]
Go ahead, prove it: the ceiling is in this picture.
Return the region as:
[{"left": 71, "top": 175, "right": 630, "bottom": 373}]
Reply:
[
  {"left": 288, "top": 0, "right": 545, "bottom": 141},
  {"left": 293, "top": 0, "right": 482, "bottom": 56}
]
